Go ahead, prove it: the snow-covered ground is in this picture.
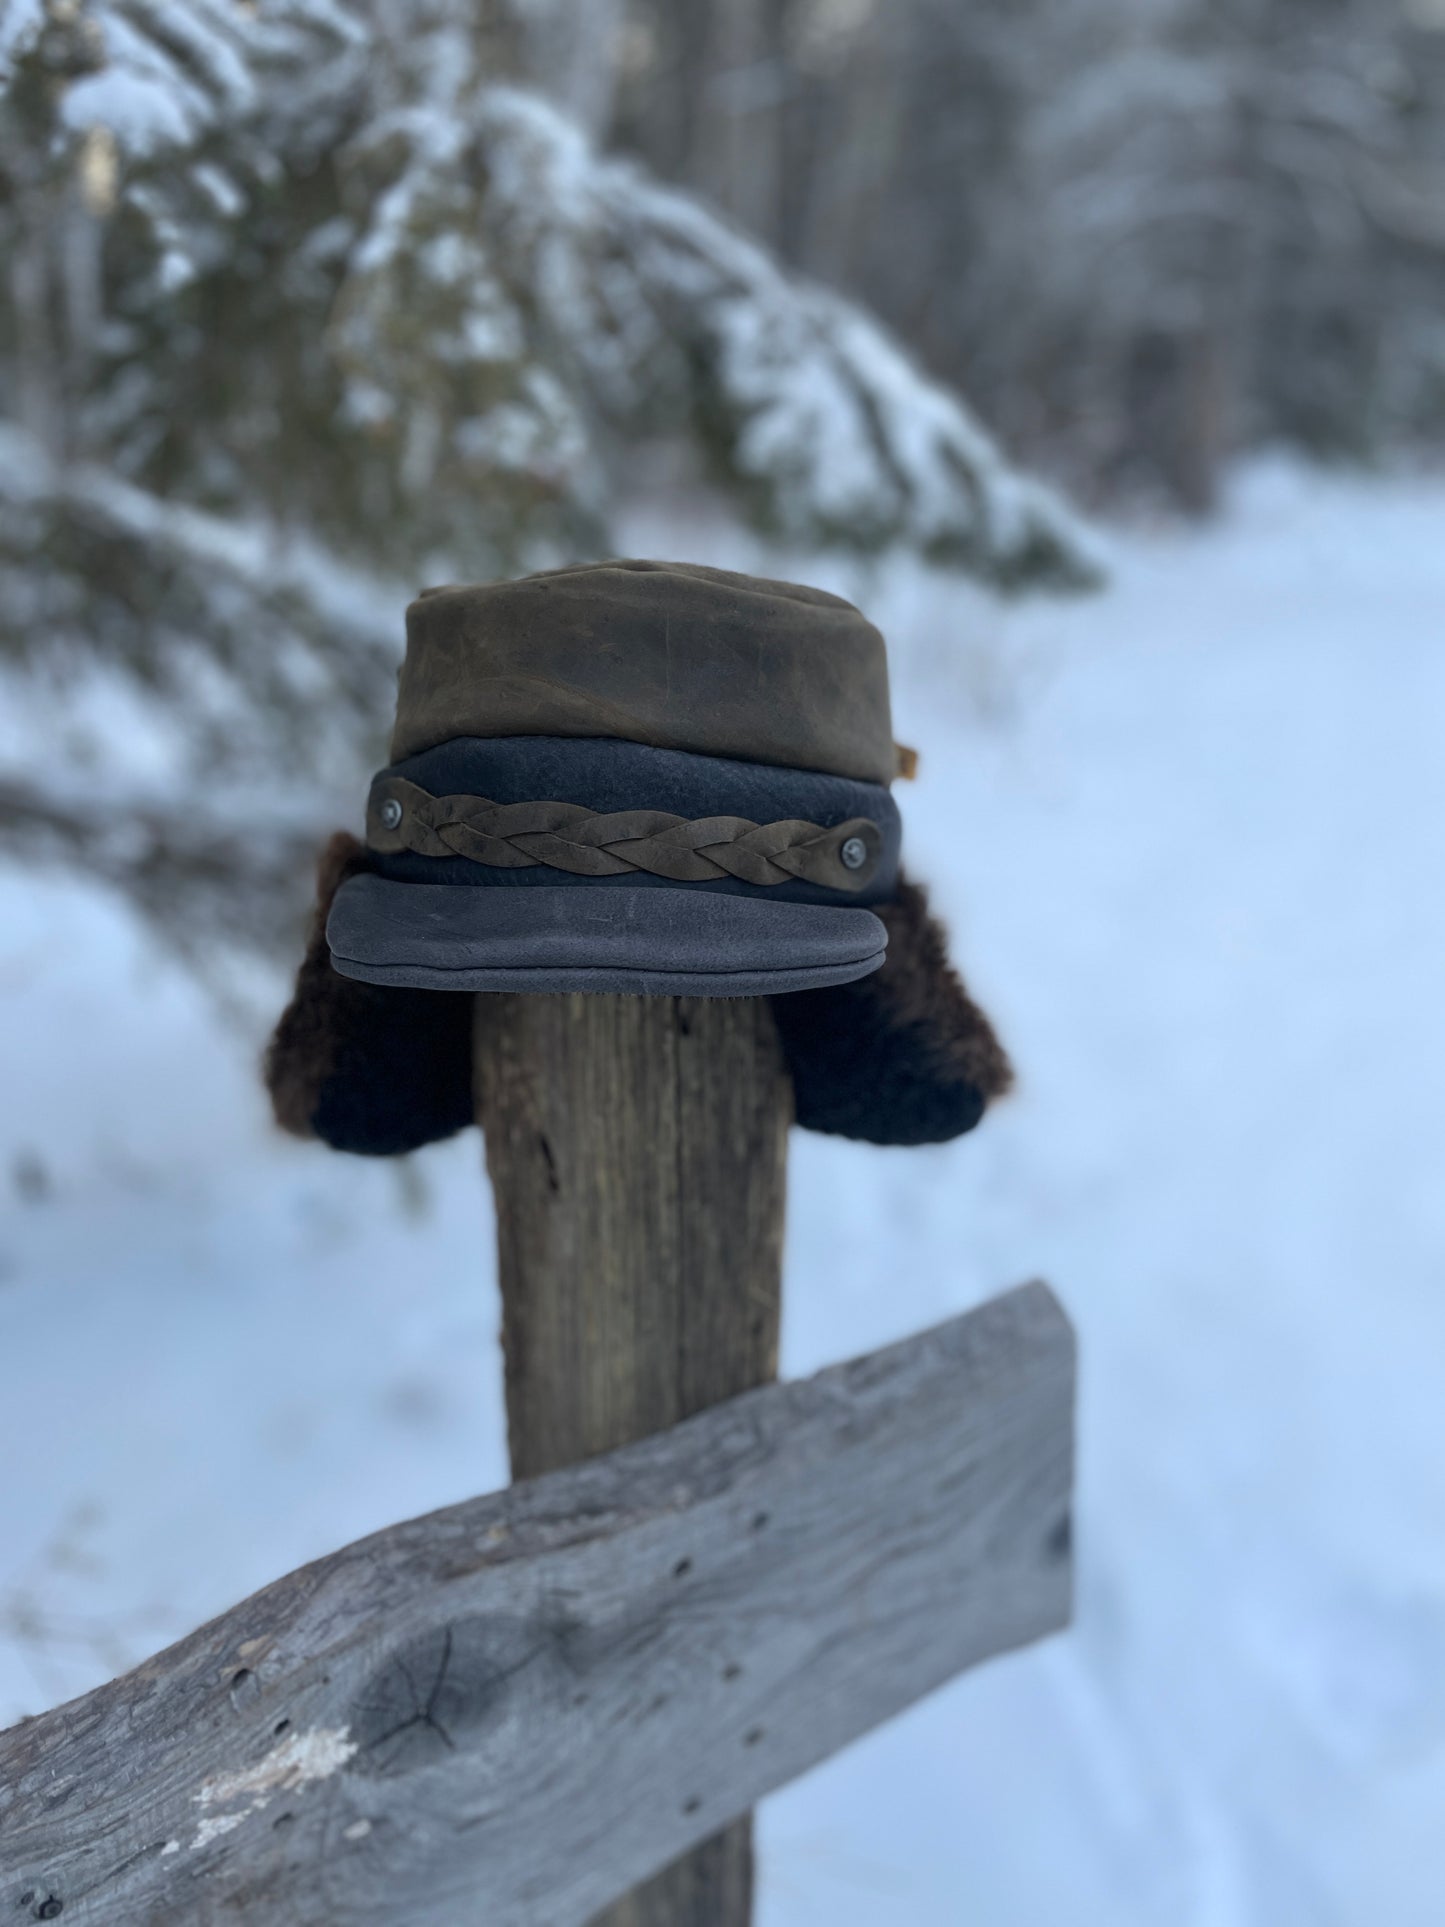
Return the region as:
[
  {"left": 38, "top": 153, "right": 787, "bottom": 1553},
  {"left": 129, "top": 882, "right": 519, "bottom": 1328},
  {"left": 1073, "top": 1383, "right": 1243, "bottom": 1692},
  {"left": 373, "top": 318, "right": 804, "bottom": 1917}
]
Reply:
[{"left": 3, "top": 462, "right": 1443, "bottom": 1924}]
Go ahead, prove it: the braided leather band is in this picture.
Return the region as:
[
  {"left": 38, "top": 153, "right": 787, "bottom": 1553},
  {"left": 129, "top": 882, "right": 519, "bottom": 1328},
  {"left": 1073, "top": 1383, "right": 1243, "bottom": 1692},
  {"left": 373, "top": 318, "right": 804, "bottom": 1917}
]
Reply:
[{"left": 367, "top": 775, "right": 883, "bottom": 892}]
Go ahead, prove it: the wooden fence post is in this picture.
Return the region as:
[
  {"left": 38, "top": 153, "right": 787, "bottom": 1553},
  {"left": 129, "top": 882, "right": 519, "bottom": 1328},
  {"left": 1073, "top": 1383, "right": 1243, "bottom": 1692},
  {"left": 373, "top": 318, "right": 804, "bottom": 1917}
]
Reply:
[{"left": 473, "top": 990, "right": 791, "bottom": 1927}]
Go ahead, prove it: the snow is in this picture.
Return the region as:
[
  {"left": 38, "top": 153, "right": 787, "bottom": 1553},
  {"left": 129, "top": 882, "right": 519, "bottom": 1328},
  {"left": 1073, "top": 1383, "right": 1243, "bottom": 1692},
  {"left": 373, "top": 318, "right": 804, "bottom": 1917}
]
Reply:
[
  {"left": 183, "top": 1725, "right": 361, "bottom": 1852},
  {"left": 3, "top": 461, "right": 1444, "bottom": 1922}
]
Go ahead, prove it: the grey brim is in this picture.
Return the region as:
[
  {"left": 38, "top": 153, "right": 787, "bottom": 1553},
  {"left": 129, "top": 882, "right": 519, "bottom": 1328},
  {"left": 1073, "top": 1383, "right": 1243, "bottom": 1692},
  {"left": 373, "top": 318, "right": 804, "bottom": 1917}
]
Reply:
[{"left": 327, "top": 875, "right": 888, "bottom": 997}]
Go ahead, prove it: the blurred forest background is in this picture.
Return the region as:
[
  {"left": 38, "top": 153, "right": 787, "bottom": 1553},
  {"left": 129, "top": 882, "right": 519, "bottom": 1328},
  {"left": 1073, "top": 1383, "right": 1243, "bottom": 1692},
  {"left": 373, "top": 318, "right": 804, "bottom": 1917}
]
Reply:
[
  {"left": 604, "top": 0, "right": 1445, "bottom": 509},
  {"left": 4, "top": 0, "right": 1445, "bottom": 965}
]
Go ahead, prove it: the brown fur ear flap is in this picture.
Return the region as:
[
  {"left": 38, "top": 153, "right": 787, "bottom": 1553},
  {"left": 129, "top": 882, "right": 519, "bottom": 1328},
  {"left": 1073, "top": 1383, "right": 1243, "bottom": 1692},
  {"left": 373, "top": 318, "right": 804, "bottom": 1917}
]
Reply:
[
  {"left": 770, "top": 874, "right": 1013, "bottom": 1146},
  {"left": 264, "top": 833, "right": 474, "bottom": 1156}
]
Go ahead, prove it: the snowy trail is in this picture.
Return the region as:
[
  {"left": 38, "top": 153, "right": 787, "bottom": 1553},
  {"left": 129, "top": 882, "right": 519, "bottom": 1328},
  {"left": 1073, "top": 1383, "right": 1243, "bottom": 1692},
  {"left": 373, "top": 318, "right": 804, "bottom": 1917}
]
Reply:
[
  {"left": 2, "top": 466, "right": 1443, "bottom": 1923},
  {"left": 756, "top": 467, "right": 1445, "bottom": 1926}
]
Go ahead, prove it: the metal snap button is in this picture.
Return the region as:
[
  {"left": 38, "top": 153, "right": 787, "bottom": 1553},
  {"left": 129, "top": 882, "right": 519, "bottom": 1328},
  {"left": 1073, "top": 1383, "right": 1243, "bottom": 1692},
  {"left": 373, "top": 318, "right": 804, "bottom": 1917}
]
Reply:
[
  {"left": 840, "top": 835, "right": 869, "bottom": 871},
  {"left": 378, "top": 797, "right": 403, "bottom": 831}
]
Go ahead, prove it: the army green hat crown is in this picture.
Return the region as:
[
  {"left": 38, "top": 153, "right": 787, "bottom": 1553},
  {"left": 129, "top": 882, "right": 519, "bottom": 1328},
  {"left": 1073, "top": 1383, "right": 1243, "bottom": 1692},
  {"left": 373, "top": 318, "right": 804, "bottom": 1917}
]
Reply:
[
  {"left": 327, "top": 560, "right": 907, "bottom": 997},
  {"left": 392, "top": 560, "right": 899, "bottom": 783}
]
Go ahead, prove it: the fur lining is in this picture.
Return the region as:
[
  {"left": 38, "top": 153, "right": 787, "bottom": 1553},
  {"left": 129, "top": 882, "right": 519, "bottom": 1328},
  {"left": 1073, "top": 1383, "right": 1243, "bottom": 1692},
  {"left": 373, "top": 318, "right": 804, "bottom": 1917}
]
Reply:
[
  {"left": 263, "top": 833, "right": 473, "bottom": 1156},
  {"left": 264, "top": 850, "right": 1008, "bottom": 1155},
  {"left": 770, "top": 874, "right": 1013, "bottom": 1145}
]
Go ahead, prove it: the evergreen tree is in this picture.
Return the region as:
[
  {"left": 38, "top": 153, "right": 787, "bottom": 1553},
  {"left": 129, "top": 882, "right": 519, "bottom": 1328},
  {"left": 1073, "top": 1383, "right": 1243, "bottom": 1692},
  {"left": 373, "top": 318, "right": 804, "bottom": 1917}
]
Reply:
[{"left": 0, "top": 0, "right": 1097, "bottom": 967}]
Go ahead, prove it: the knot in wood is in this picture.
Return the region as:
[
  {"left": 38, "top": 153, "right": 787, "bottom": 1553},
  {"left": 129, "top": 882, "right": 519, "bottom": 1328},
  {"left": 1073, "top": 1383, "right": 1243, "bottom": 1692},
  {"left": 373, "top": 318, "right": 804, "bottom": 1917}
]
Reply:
[{"left": 348, "top": 1616, "right": 569, "bottom": 1778}]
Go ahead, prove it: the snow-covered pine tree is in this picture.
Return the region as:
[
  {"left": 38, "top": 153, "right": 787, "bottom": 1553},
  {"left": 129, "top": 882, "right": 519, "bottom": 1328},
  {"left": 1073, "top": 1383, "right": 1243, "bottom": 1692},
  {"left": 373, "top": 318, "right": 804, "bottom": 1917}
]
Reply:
[{"left": 0, "top": 0, "right": 1098, "bottom": 968}]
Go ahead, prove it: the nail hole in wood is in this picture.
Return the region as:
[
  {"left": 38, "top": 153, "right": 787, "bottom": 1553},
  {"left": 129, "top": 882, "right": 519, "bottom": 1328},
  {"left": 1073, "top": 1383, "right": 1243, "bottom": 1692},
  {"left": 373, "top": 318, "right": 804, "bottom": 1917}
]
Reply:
[
  {"left": 273, "top": 1718, "right": 291, "bottom": 1736},
  {"left": 672, "top": 1557, "right": 692, "bottom": 1579},
  {"left": 538, "top": 1134, "right": 559, "bottom": 1193},
  {"left": 228, "top": 1667, "right": 258, "bottom": 1708}
]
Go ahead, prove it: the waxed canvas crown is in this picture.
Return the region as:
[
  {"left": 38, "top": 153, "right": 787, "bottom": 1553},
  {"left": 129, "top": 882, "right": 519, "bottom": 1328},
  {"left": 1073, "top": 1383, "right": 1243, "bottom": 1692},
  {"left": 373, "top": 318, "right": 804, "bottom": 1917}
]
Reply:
[{"left": 391, "top": 559, "right": 897, "bottom": 787}]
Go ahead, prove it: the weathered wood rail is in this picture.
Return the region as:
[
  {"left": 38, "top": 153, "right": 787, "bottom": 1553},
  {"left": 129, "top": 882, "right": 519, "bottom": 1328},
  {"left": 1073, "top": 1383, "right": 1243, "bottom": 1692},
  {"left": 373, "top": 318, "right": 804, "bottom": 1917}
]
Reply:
[{"left": 0, "top": 1282, "right": 1074, "bottom": 1926}]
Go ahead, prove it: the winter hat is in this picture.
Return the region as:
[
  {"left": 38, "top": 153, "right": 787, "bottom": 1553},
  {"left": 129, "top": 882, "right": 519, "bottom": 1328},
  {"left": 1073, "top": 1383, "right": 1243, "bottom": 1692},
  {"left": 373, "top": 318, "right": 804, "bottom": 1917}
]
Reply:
[
  {"left": 266, "top": 561, "right": 1013, "bottom": 1151},
  {"left": 327, "top": 560, "right": 901, "bottom": 996}
]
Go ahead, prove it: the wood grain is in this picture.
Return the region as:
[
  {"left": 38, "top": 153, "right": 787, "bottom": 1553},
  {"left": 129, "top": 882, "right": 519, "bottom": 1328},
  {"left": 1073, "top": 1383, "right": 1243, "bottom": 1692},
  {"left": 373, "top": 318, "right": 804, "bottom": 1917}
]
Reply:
[
  {"left": 473, "top": 992, "right": 791, "bottom": 1922},
  {"left": 0, "top": 1284, "right": 1075, "bottom": 1927}
]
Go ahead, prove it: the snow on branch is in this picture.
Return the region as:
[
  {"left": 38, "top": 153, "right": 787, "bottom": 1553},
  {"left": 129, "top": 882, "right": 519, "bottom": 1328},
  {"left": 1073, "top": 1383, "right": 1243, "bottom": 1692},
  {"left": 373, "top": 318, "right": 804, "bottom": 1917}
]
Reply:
[
  {"left": 434, "top": 88, "right": 1103, "bottom": 588},
  {"left": 0, "top": 0, "right": 1098, "bottom": 947},
  {"left": 3, "top": 0, "right": 1098, "bottom": 594}
]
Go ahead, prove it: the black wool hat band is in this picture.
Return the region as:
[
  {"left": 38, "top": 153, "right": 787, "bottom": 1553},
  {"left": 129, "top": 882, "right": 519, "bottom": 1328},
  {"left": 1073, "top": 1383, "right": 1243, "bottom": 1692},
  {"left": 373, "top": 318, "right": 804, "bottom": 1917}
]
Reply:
[
  {"left": 369, "top": 776, "right": 886, "bottom": 893},
  {"left": 361, "top": 735, "right": 902, "bottom": 907},
  {"left": 332, "top": 735, "right": 902, "bottom": 997}
]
